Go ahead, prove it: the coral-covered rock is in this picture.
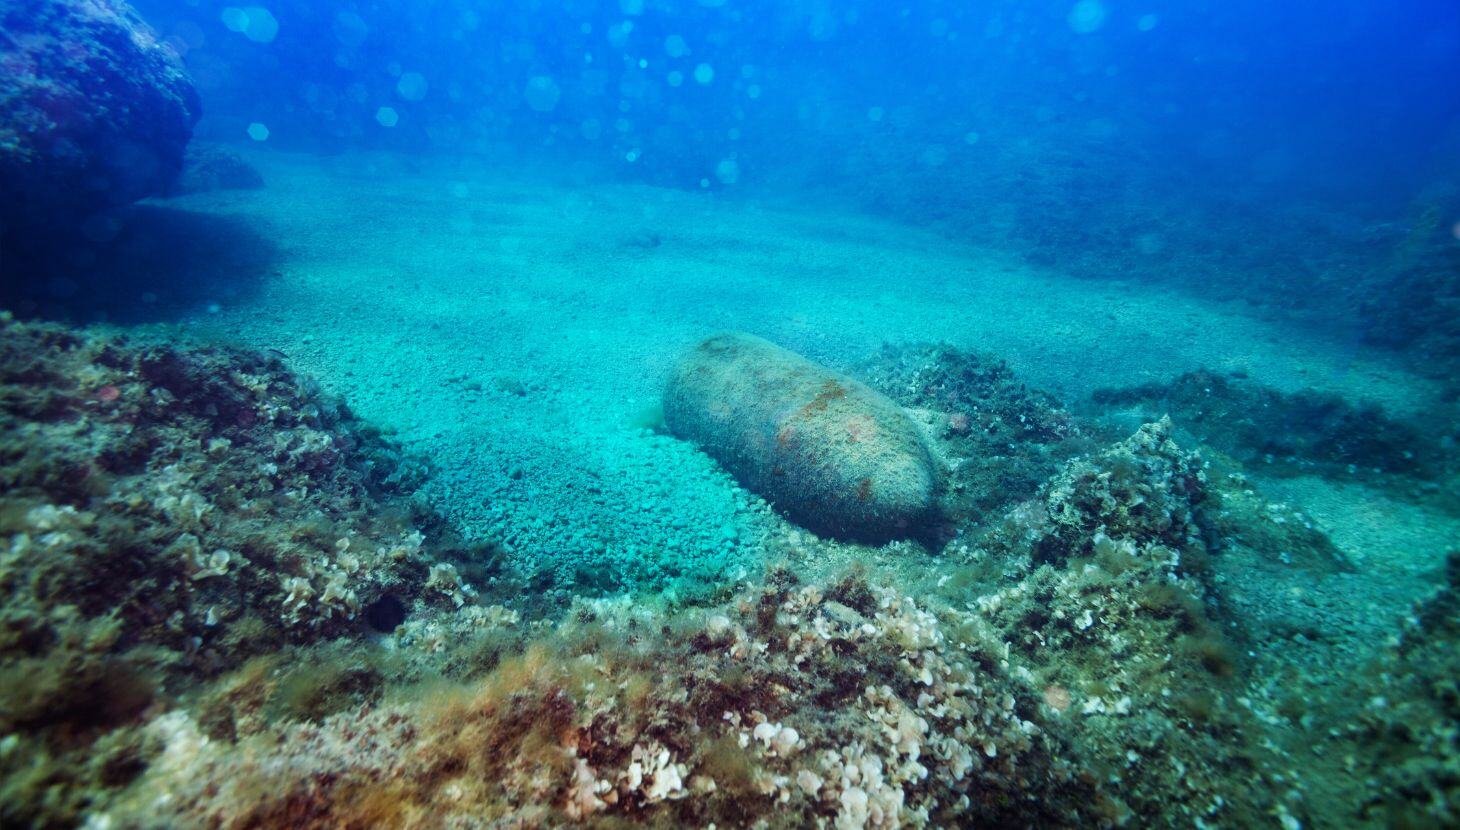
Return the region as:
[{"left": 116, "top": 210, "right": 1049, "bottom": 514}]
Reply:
[
  {"left": 664, "top": 333, "right": 942, "bottom": 542},
  {"left": 856, "top": 342, "right": 1094, "bottom": 521},
  {"left": 0, "top": 312, "right": 453, "bottom": 677},
  {"left": 1089, "top": 368, "right": 1450, "bottom": 484},
  {"left": 0, "top": 0, "right": 200, "bottom": 233},
  {"left": 102, "top": 570, "right": 1101, "bottom": 829},
  {"left": 0, "top": 313, "right": 515, "bottom": 828},
  {"left": 1034, "top": 418, "right": 1207, "bottom": 565},
  {"left": 1355, "top": 193, "right": 1460, "bottom": 387}
]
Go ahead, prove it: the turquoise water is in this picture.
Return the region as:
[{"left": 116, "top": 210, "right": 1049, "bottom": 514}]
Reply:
[{"left": 1, "top": 1, "right": 1458, "bottom": 828}]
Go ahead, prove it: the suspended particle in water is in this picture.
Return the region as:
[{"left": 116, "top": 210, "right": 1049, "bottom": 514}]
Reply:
[
  {"left": 807, "top": 11, "right": 837, "bottom": 41},
  {"left": 172, "top": 21, "right": 205, "bottom": 53},
  {"left": 220, "top": 7, "right": 248, "bottom": 32},
  {"left": 608, "top": 20, "right": 634, "bottom": 48},
  {"left": 333, "top": 11, "right": 368, "bottom": 46},
  {"left": 867, "top": 106, "right": 885, "bottom": 122},
  {"left": 747, "top": 84, "right": 761, "bottom": 99},
  {"left": 1136, "top": 13, "right": 1159, "bottom": 32},
  {"left": 620, "top": 0, "right": 645, "bottom": 14},
  {"left": 665, "top": 34, "right": 690, "bottom": 58},
  {"left": 625, "top": 148, "right": 641, "bottom": 162},
  {"left": 715, "top": 158, "right": 740, "bottom": 184},
  {"left": 963, "top": 130, "right": 981, "bottom": 144},
  {"left": 375, "top": 106, "right": 399, "bottom": 127},
  {"left": 1067, "top": 0, "right": 1107, "bottom": 34},
  {"left": 693, "top": 63, "right": 715, "bottom": 84},
  {"left": 524, "top": 76, "right": 562, "bottom": 112},
  {"left": 246, "top": 122, "right": 269, "bottom": 141},
  {"left": 240, "top": 6, "right": 278, "bottom": 43},
  {"left": 396, "top": 72, "right": 428, "bottom": 101},
  {"left": 668, "top": 71, "right": 684, "bottom": 87}
]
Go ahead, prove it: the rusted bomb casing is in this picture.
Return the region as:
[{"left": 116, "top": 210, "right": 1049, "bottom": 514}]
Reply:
[{"left": 664, "top": 333, "right": 941, "bottom": 542}]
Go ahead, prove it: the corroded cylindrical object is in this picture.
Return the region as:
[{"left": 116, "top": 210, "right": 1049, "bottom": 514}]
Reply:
[{"left": 664, "top": 333, "right": 941, "bottom": 542}]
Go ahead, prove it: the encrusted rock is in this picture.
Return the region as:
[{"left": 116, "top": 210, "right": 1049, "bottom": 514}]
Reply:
[
  {"left": 0, "top": 0, "right": 201, "bottom": 234},
  {"left": 664, "top": 333, "right": 942, "bottom": 542}
]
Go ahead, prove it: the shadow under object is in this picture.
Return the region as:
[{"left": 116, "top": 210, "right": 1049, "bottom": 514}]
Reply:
[{"left": 0, "top": 205, "right": 279, "bottom": 325}]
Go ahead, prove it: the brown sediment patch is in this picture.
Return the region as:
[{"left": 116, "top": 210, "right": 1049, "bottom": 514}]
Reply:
[{"left": 798, "top": 379, "right": 847, "bottom": 418}]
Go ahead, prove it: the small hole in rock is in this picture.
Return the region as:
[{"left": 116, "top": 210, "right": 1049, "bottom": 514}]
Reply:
[{"left": 364, "top": 594, "right": 407, "bottom": 632}]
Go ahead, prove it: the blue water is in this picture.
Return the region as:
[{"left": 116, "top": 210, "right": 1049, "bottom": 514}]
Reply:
[
  {"left": 116, "top": 0, "right": 1460, "bottom": 352},
  {"left": 140, "top": 0, "right": 1459, "bottom": 200}
]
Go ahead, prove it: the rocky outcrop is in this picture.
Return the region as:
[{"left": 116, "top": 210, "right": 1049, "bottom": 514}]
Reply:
[
  {"left": 174, "top": 143, "right": 265, "bottom": 194},
  {"left": 0, "top": 0, "right": 200, "bottom": 234}
]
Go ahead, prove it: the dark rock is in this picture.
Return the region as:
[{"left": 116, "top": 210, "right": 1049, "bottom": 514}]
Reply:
[
  {"left": 1030, "top": 417, "right": 1208, "bottom": 567},
  {"left": 856, "top": 342, "right": 1094, "bottom": 521},
  {"left": 1358, "top": 215, "right": 1460, "bottom": 383},
  {"left": 0, "top": 0, "right": 200, "bottom": 234},
  {"left": 1087, "top": 368, "right": 1452, "bottom": 482},
  {"left": 174, "top": 143, "right": 265, "bottom": 194}
]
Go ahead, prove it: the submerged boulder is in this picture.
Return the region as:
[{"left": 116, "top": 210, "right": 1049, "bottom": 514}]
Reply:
[
  {"left": 174, "top": 143, "right": 265, "bottom": 194},
  {"left": 0, "top": 0, "right": 200, "bottom": 234},
  {"left": 664, "top": 333, "right": 941, "bottom": 542}
]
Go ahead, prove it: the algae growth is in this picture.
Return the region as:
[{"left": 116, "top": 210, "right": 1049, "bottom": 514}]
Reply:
[
  {"left": 1, "top": 314, "right": 1456, "bottom": 829},
  {"left": 2, "top": 0, "right": 1458, "bottom": 827}
]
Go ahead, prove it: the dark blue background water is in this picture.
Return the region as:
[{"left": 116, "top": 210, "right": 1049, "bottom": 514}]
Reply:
[
  {"left": 137, "top": 0, "right": 1460, "bottom": 204},
  {"left": 125, "top": 0, "right": 1460, "bottom": 365}
]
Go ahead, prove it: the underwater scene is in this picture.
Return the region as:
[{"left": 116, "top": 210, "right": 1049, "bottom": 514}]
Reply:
[{"left": 2, "top": 0, "right": 1459, "bottom": 827}]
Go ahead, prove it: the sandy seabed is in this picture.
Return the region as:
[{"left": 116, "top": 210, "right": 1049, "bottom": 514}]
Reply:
[
  {"left": 5, "top": 147, "right": 1459, "bottom": 829},
  {"left": 152, "top": 149, "right": 1451, "bottom": 594}
]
